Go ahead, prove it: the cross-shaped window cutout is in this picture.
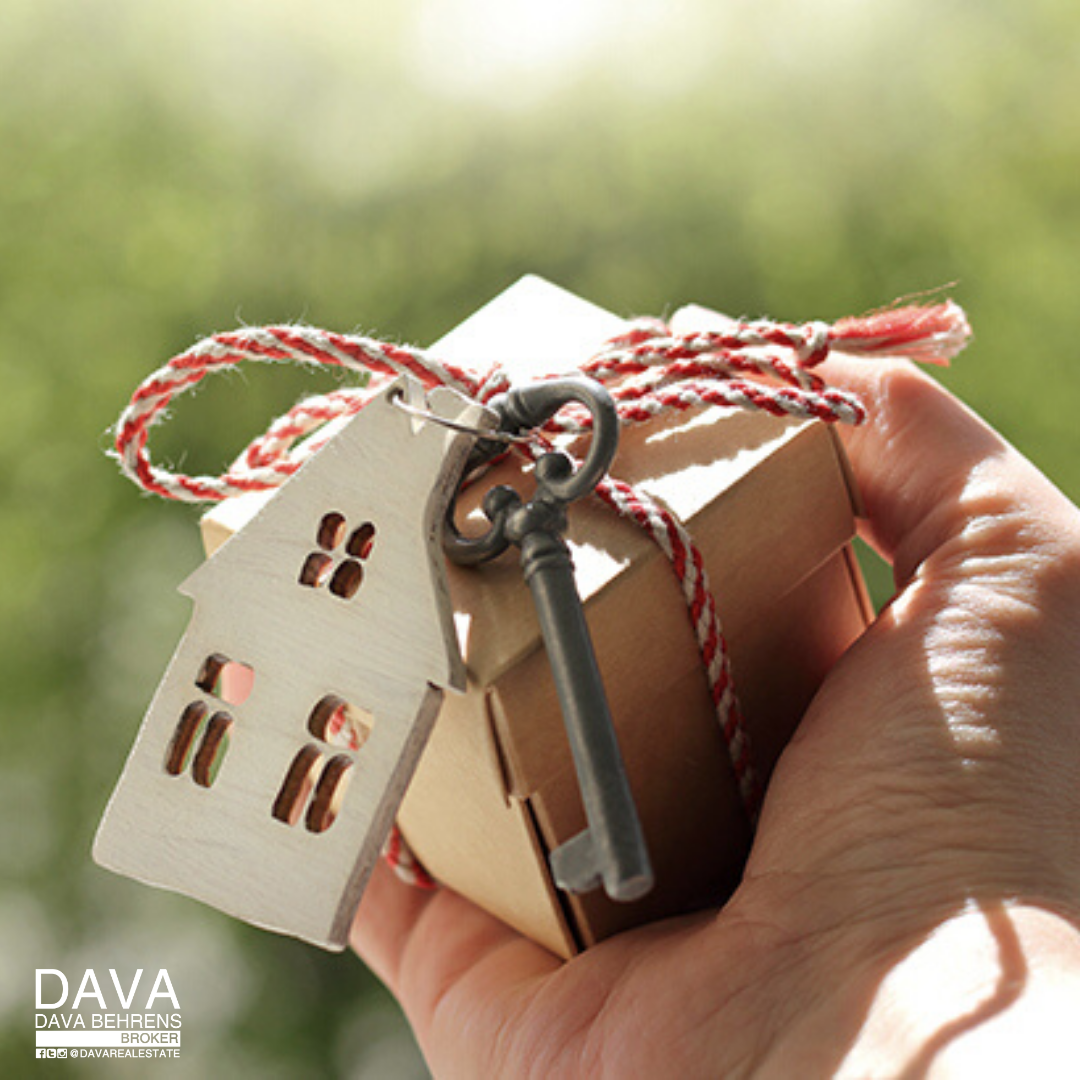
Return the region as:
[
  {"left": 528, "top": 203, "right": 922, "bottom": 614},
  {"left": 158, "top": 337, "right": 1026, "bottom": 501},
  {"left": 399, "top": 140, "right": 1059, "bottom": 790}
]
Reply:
[{"left": 298, "top": 512, "right": 376, "bottom": 600}]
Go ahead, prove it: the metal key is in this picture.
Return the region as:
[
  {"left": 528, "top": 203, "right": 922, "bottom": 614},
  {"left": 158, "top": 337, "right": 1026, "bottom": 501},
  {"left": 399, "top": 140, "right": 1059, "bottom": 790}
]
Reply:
[{"left": 445, "top": 377, "right": 654, "bottom": 903}]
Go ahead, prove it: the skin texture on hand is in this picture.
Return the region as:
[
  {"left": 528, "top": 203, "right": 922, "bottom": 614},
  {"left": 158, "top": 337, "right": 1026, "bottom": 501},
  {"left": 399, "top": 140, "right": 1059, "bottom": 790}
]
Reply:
[{"left": 351, "top": 357, "right": 1080, "bottom": 1078}]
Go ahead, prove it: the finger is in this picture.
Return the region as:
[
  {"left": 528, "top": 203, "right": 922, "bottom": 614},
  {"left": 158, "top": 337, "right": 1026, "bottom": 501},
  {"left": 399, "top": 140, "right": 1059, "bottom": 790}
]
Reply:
[
  {"left": 350, "top": 862, "right": 560, "bottom": 1057},
  {"left": 350, "top": 860, "right": 440, "bottom": 993},
  {"left": 821, "top": 355, "right": 1068, "bottom": 584}
]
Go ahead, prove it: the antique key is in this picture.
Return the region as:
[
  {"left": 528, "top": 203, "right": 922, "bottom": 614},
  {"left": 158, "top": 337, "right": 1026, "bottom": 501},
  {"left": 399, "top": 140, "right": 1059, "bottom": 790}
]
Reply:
[{"left": 445, "top": 377, "right": 654, "bottom": 903}]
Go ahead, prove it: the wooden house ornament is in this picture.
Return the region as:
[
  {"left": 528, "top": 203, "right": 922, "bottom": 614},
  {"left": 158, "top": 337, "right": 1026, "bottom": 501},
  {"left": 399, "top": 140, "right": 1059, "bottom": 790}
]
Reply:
[{"left": 94, "top": 379, "right": 495, "bottom": 950}]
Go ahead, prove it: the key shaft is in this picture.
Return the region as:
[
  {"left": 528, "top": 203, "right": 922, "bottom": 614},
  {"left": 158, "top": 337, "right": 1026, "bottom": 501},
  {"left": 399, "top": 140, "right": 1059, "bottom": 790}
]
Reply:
[
  {"left": 445, "top": 376, "right": 654, "bottom": 905},
  {"left": 517, "top": 527, "right": 653, "bottom": 902}
]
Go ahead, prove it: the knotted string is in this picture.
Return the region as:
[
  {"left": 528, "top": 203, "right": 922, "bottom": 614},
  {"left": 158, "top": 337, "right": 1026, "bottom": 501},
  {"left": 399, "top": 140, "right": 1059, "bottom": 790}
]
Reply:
[{"left": 112, "top": 299, "right": 971, "bottom": 889}]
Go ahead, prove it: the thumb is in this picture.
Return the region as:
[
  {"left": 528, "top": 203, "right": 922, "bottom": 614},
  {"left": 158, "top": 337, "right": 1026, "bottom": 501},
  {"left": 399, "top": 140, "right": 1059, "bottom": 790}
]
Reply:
[{"left": 820, "top": 357, "right": 1076, "bottom": 585}]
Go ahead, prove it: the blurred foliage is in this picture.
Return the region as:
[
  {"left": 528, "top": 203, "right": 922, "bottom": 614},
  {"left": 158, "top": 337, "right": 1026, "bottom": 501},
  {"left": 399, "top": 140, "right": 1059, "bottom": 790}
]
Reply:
[{"left": 1, "top": 0, "right": 1077, "bottom": 1075}]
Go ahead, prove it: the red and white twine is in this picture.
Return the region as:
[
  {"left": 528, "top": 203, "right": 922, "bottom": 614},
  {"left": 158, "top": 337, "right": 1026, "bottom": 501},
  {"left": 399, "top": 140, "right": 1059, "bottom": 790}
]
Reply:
[{"left": 113, "top": 300, "right": 971, "bottom": 887}]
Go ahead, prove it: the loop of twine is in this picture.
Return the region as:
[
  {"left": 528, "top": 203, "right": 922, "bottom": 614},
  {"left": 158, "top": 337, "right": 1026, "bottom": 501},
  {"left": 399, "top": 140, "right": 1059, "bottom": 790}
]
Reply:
[{"left": 112, "top": 299, "right": 971, "bottom": 887}]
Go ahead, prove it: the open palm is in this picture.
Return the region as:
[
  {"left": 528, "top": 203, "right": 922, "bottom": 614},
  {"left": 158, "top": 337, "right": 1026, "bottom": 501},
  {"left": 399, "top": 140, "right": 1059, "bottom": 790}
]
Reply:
[{"left": 353, "top": 358, "right": 1080, "bottom": 1078}]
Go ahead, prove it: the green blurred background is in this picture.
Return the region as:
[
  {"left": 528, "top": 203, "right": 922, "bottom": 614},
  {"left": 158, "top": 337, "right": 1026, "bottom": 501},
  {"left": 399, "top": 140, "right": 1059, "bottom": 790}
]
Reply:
[{"left": 2, "top": 0, "right": 1077, "bottom": 1075}]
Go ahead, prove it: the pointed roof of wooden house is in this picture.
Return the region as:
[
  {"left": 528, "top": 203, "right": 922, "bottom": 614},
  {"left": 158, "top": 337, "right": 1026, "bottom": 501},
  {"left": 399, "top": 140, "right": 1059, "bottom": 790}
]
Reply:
[{"left": 181, "top": 379, "right": 493, "bottom": 695}]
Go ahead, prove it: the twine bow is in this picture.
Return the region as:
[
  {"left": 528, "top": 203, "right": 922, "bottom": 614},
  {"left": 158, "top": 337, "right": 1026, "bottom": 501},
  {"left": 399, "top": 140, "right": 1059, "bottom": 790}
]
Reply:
[{"left": 113, "top": 299, "right": 971, "bottom": 887}]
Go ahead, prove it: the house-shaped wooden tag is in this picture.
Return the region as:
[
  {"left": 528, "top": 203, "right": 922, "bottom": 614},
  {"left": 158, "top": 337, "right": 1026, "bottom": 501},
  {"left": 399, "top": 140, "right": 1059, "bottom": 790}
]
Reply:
[{"left": 94, "top": 378, "right": 494, "bottom": 949}]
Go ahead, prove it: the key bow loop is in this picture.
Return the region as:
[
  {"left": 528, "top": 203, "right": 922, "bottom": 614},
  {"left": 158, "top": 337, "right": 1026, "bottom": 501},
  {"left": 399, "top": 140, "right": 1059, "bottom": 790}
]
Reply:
[{"left": 444, "top": 375, "right": 620, "bottom": 567}]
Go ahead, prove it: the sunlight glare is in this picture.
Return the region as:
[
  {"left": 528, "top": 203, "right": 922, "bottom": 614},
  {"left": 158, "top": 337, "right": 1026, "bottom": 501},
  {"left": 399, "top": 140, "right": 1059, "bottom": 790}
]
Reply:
[{"left": 410, "top": 0, "right": 668, "bottom": 104}]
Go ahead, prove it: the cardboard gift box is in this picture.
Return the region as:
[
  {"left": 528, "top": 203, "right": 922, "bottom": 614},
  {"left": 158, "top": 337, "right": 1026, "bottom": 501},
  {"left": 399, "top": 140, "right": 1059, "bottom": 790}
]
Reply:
[{"left": 202, "top": 276, "right": 872, "bottom": 958}]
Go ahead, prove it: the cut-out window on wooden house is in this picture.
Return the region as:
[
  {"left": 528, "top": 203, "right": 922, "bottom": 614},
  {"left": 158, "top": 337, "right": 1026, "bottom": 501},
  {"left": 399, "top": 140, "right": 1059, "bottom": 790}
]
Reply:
[
  {"left": 192, "top": 713, "right": 233, "bottom": 787},
  {"left": 306, "top": 756, "right": 353, "bottom": 833},
  {"left": 165, "top": 704, "right": 233, "bottom": 786},
  {"left": 165, "top": 702, "right": 209, "bottom": 776},
  {"left": 346, "top": 522, "right": 376, "bottom": 559},
  {"left": 196, "top": 654, "right": 255, "bottom": 706},
  {"left": 308, "top": 695, "right": 374, "bottom": 752},
  {"left": 272, "top": 745, "right": 324, "bottom": 827},
  {"left": 272, "top": 746, "right": 356, "bottom": 834},
  {"left": 163, "top": 655, "right": 250, "bottom": 786},
  {"left": 272, "top": 693, "right": 372, "bottom": 832},
  {"left": 298, "top": 512, "right": 376, "bottom": 601}
]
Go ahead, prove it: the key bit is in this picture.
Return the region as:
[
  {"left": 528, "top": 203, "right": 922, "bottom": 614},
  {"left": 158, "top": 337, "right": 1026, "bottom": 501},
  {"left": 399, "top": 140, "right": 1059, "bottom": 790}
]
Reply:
[{"left": 446, "top": 377, "right": 654, "bottom": 904}]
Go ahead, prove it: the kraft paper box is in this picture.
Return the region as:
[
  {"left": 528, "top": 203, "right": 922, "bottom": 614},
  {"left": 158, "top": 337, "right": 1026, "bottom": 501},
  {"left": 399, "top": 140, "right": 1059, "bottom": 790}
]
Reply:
[{"left": 202, "top": 277, "right": 871, "bottom": 958}]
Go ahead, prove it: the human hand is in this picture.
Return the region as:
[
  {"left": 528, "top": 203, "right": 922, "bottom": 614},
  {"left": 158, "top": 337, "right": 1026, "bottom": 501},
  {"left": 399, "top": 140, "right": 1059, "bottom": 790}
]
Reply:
[{"left": 352, "top": 358, "right": 1080, "bottom": 1078}]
